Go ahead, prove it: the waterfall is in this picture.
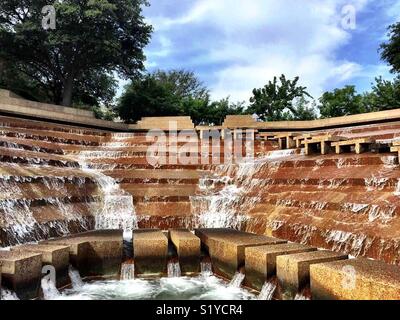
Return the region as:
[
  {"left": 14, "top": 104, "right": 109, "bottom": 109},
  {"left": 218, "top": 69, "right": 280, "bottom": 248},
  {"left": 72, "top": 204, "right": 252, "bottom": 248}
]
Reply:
[
  {"left": 167, "top": 261, "right": 182, "bottom": 278},
  {"left": 294, "top": 293, "right": 310, "bottom": 300},
  {"left": 229, "top": 272, "right": 245, "bottom": 288},
  {"left": 78, "top": 154, "right": 137, "bottom": 232},
  {"left": 192, "top": 150, "right": 296, "bottom": 229},
  {"left": 258, "top": 281, "right": 276, "bottom": 300},
  {"left": 68, "top": 265, "right": 84, "bottom": 288},
  {"left": 41, "top": 277, "right": 60, "bottom": 300},
  {"left": 0, "top": 288, "right": 19, "bottom": 300},
  {"left": 120, "top": 263, "right": 135, "bottom": 280},
  {"left": 200, "top": 262, "right": 212, "bottom": 276}
]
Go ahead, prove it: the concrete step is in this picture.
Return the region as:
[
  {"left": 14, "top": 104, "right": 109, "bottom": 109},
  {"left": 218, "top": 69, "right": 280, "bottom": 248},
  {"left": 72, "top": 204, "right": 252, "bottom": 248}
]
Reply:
[
  {"left": 195, "top": 228, "right": 286, "bottom": 278},
  {"left": 168, "top": 229, "right": 200, "bottom": 274},
  {"left": 276, "top": 250, "right": 348, "bottom": 298},
  {"left": 310, "top": 257, "right": 400, "bottom": 300},
  {"left": 132, "top": 229, "right": 168, "bottom": 275}
]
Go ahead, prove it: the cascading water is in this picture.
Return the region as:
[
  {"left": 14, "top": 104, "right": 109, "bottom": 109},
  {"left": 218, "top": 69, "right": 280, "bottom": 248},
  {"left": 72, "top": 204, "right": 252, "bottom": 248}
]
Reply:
[
  {"left": 41, "top": 277, "right": 61, "bottom": 300},
  {"left": 78, "top": 147, "right": 137, "bottom": 233},
  {"left": 200, "top": 262, "right": 212, "bottom": 276},
  {"left": 0, "top": 288, "right": 19, "bottom": 300},
  {"left": 120, "top": 263, "right": 135, "bottom": 280},
  {"left": 191, "top": 149, "right": 298, "bottom": 229},
  {"left": 258, "top": 281, "right": 277, "bottom": 300},
  {"left": 229, "top": 272, "right": 245, "bottom": 288},
  {"left": 167, "top": 261, "right": 182, "bottom": 278},
  {"left": 69, "top": 265, "right": 84, "bottom": 288}
]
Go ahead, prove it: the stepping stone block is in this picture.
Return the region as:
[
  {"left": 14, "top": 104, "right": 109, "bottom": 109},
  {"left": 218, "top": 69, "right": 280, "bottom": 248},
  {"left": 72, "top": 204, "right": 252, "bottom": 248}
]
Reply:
[
  {"left": 331, "top": 138, "right": 375, "bottom": 154},
  {"left": 133, "top": 229, "right": 168, "bottom": 275},
  {"left": 12, "top": 244, "right": 70, "bottom": 288},
  {"left": 310, "top": 258, "right": 400, "bottom": 300},
  {"left": 245, "top": 243, "right": 317, "bottom": 291},
  {"left": 45, "top": 230, "right": 123, "bottom": 277},
  {"left": 0, "top": 250, "right": 42, "bottom": 300},
  {"left": 304, "top": 135, "right": 346, "bottom": 155},
  {"left": 40, "top": 238, "right": 91, "bottom": 276},
  {"left": 169, "top": 229, "right": 201, "bottom": 274},
  {"left": 195, "top": 228, "right": 286, "bottom": 279},
  {"left": 277, "top": 250, "right": 348, "bottom": 297}
]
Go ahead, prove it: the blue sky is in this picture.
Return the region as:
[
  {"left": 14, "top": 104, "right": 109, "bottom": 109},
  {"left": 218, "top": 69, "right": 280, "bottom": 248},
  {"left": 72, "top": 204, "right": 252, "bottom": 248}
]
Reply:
[{"left": 131, "top": 0, "right": 400, "bottom": 103}]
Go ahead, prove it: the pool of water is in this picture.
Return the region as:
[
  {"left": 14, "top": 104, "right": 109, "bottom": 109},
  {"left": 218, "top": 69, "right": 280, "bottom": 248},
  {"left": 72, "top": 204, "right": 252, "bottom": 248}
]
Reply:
[{"left": 54, "top": 275, "right": 256, "bottom": 300}]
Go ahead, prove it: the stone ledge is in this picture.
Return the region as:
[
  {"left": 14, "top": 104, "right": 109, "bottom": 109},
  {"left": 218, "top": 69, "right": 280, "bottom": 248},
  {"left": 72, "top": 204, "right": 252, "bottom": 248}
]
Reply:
[
  {"left": 245, "top": 243, "right": 317, "bottom": 291},
  {"left": 276, "top": 250, "right": 348, "bottom": 297},
  {"left": 133, "top": 229, "right": 168, "bottom": 275},
  {"left": 169, "top": 229, "right": 201, "bottom": 274},
  {"left": 310, "top": 258, "right": 400, "bottom": 300},
  {"left": 195, "top": 228, "right": 286, "bottom": 278}
]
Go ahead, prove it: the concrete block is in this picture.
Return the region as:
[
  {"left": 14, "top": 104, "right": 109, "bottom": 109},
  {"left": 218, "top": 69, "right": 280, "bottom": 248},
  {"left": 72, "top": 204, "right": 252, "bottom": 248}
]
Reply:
[
  {"left": 133, "top": 229, "right": 168, "bottom": 275},
  {"left": 245, "top": 243, "right": 317, "bottom": 291},
  {"left": 169, "top": 229, "right": 201, "bottom": 274},
  {"left": 12, "top": 244, "right": 70, "bottom": 288},
  {"left": 0, "top": 250, "right": 42, "bottom": 299},
  {"left": 310, "top": 258, "right": 400, "bottom": 300},
  {"left": 195, "top": 228, "right": 286, "bottom": 278},
  {"left": 277, "top": 250, "right": 348, "bottom": 297}
]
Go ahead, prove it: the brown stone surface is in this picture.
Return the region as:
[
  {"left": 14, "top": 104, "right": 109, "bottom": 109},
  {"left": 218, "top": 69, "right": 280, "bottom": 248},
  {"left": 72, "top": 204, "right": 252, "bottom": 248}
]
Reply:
[
  {"left": 310, "top": 258, "right": 400, "bottom": 300},
  {"left": 44, "top": 230, "right": 123, "bottom": 277},
  {"left": 245, "top": 243, "right": 317, "bottom": 291},
  {"left": 0, "top": 250, "right": 42, "bottom": 299},
  {"left": 169, "top": 229, "right": 201, "bottom": 274},
  {"left": 195, "top": 228, "right": 286, "bottom": 278},
  {"left": 133, "top": 229, "right": 168, "bottom": 275},
  {"left": 276, "top": 250, "right": 348, "bottom": 296},
  {"left": 11, "top": 244, "right": 70, "bottom": 287}
]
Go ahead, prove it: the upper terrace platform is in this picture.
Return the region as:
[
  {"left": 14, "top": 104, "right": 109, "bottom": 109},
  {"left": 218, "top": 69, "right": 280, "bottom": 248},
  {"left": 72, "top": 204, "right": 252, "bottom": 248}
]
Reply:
[{"left": 2, "top": 89, "right": 400, "bottom": 133}]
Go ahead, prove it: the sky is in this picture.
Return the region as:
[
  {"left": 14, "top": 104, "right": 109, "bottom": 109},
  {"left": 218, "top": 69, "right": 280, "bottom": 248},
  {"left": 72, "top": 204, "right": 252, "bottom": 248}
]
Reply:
[{"left": 131, "top": 0, "right": 400, "bottom": 103}]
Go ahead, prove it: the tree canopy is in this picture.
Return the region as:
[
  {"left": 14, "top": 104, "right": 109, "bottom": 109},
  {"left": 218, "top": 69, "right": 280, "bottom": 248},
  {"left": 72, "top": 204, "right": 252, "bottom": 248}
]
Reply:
[
  {"left": 381, "top": 22, "right": 400, "bottom": 74},
  {"left": 0, "top": 0, "right": 152, "bottom": 107},
  {"left": 248, "top": 74, "right": 312, "bottom": 121}
]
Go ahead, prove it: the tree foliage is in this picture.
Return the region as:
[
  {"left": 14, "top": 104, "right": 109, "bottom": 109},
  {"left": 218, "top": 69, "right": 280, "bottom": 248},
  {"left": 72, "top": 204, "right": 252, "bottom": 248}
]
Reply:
[
  {"left": 0, "top": 0, "right": 152, "bottom": 106},
  {"left": 248, "top": 74, "right": 312, "bottom": 121},
  {"left": 381, "top": 23, "right": 400, "bottom": 74},
  {"left": 117, "top": 70, "right": 243, "bottom": 125},
  {"left": 318, "top": 85, "right": 365, "bottom": 118}
]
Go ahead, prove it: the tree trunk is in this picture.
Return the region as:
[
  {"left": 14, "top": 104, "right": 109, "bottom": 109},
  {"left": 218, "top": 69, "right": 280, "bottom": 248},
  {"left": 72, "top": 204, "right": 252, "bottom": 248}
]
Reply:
[{"left": 61, "top": 76, "right": 74, "bottom": 107}]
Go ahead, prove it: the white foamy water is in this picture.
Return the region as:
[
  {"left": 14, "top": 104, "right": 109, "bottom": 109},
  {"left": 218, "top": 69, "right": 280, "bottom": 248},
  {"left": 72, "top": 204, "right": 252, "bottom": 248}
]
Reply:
[
  {"left": 78, "top": 154, "right": 137, "bottom": 232},
  {"left": 258, "top": 281, "right": 276, "bottom": 300},
  {"left": 55, "top": 275, "right": 255, "bottom": 300},
  {"left": 200, "top": 262, "right": 212, "bottom": 276},
  {"left": 229, "top": 272, "right": 245, "bottom": 288},
  {"left": 69, "top": 265, "right": 84, "bottom": 288},
  {"left": 120, "top": 263, "right": 135, "bottom": 280},
  {"left": 41, "top": 277, "right": 61, "bottom": 300},
  {"left": 0, "top": 288, "right": 19, "bottom": 300},
  {"left": 167, "top": 261, "right": 182, "bottom": 278}
]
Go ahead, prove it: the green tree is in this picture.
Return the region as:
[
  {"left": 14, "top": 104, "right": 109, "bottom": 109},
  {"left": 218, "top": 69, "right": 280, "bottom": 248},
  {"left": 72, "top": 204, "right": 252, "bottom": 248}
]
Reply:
[
  {"left": 248, "top": 75, "right": 312, "bottom": 121},
  {"left": 117, "top": 76, "right": 181, "bottom": 123},
  {"left": 0, "top": 0, "right": 152, "bottom": 106},
  {"left": 380, "top": 23, "right": 400, "bottom": 74},
  {"left": 318, "top": 85, "right": 365, "bottom": 118},
  {"left": 283, "top": 97, "right": 317, "bottom": 120},
  {"left": 366, "top": 76, "right": 400, "bottom": 111},
  {"left": 151, "top": 70, "right": 209, "bottom": 100}
]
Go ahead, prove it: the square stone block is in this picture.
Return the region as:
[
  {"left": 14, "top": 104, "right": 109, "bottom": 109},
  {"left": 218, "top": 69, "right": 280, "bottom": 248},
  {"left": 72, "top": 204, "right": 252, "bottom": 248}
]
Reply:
[
  {"left": 133, "top": 229, "right": 168, "bottom": 275},
  {"left": 310, "top": 258, "right": 400, "bottom": 300},
  {"left": 195, "top": 228, "right": 286, "bottom": 279},
  {"left": 12, "top": 244, "right": 70, "bottom": 288},
  {"left": 169, "top": 229, "right": 201, "bottom": 274},
  {"left": 245, "top": 243, "right": 317, "bottom": 291},
  {"left": 0, "top": 251, "right": 42, "bottom": 300},
  {"left": 277, "top": 250, "right": 348, "bottom": 297}
]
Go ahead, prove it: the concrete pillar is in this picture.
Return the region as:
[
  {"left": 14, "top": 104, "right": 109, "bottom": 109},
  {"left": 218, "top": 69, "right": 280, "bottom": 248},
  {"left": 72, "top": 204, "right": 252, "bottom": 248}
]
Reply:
[{"left": 169, "top": 229, "right": 201, "bottom": 274}]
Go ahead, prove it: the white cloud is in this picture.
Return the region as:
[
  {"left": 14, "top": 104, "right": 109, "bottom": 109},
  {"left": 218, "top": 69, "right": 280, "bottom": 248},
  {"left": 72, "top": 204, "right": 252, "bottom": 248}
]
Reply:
[{"left": 145, "top": 0, "right": 380, "bottom": 102}]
